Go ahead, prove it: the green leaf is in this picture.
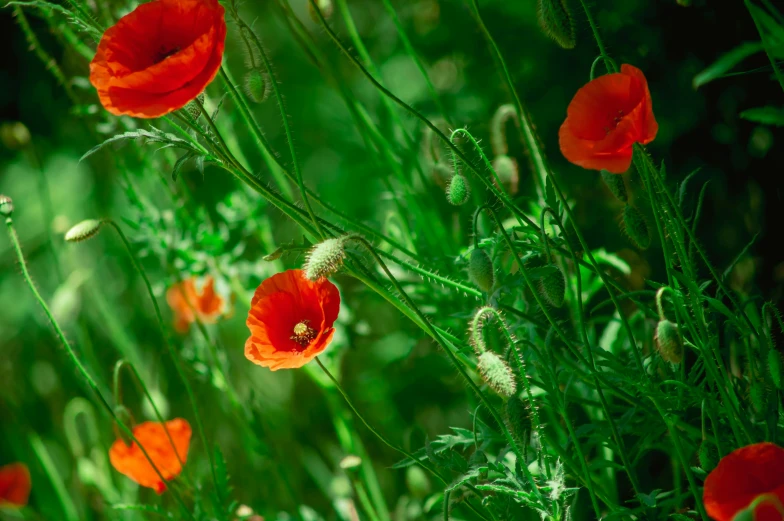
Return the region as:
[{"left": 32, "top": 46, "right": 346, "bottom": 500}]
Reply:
[
  {"left": 693, "top": 41, "right": 764, "bottom": 88},
  {"left": 747, "top": 1, "right": 784, "bottom": 58},
  {"left": 80, "top": 128, "right": 199, "bottom": 162},
  {"left": 392, "top": 427, "right": 478, "bottom": 468},
  {"left": 740, "top": 106, "right": 784, "bottom": 126}
]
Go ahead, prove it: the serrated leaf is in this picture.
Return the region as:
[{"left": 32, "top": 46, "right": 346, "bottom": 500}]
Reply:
[
  {"left": 740, "top": 106, "right": 784, "bottom": 126},
  {"left": 81, "top": 128, "right": 198, "bottom": 162},
  {"left": 9, "top": 1, "right": 103, "bottom": 39},
  {"left": 693, "top": 41, "right": 764, "bottom": 88},
  {"left": 172, "top": 152, "right": 196, "bottom": 181},
  {"left": 392, "top": 427, "right": 478, "bottom": 468}
]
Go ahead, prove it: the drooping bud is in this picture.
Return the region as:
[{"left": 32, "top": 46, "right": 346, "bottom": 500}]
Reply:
[
  {"left": 768, "top": 349, "right": 782, "bottom": 390},
  {"left": 244, "top": 69, "right": 271, "bottom": 104},
  {"left": 65, "top": 219, "right": 103, "bottom": 243},
  {"left": 477, "top": 351, "right": 516, "bottom": 398},
  {"left": 537, "top": 0, "right": 576, "bottom": 50},
  {"left": 304, "top": 237, "right": 347, "bottom": 281},
  {"left": 697, "top": 440, "right": 717, "bottom": 472},
  {"left": 504, "top": 395, "right": 532, "bottom": 446},
  {"left": 538, "top": 265, "right": 566, "bottom": 308},
  {"left": 492, "top": 155, "right": 520, "bottom": 195},
  {"left": 654, "top": 320, "right": 683, "bottom": 364},
  {"left": 490, "top": 104, "right": 517, "bottom": 156},
  {"left": 339, "top": 455, "right": 362, "bottom": 470},
  {"left": 469, "top": 248, "right": 495, "bottom": 292},
  {"left": 0, "top": 121, "right": 31, "bottom": 150},
  {"left": 447, "top": 174, "right": 470, "bottom": 205},
  {"left": 0, "top": 194, "right": 13, "bottom": 218},
  {"left": 185, "top": 93, "right": 205, "bottom": 120},
  {"left": 600, "top": 169, "right": 628, "bottom": 203},
  {"left": 308, "top": 0, "right": 334, "bottom": 22},
  {"left": 623, "top": 205, "right": 651, "bottom": 250}
]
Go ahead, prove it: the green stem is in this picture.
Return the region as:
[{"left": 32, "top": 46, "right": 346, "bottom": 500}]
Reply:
[{"left": 103, "top": 219, "right": 219, "bottom": 499}]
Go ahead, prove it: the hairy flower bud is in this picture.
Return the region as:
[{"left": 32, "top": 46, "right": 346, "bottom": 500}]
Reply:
[
  {"left": 492, "top": 155, "right": 520, "bottom": 195},
  {"left": 65, "top": 219, "right": 103, "bottom": 243},
  {"left": 0, "top": 194, "right": 13, "bottom": 218},
  {"left": 655, "top": 319, "right": 683, "bottom": 364},
  {"left": 538, "top": 265, "right": 566, "bottom": 308},
  {"left": 537, "top": 0, "right": 576, "bottom": 49},
  {"left": 304, "top": 237, "right": 347, "bottom": 281},
  {"left": 244, "top": 69, "right": 271, "bottom": 103},
  {"left": 447, "top": 174, "right": 470, "bottom": 205},
  {"left": 477, "top": 351, "right": 516, "bottom": 398},
  {"left": 698, "top": 440, "right": 718, "bottom": 472},
  {"left": 469, "top": 248, "right": 495, "bottom": 293},
  {"left": 600, "top": 169, "right": 628, "bottom": 203},
  {"left": 308, "top": 0, "right": 334, "bottom": 22},
  {"left": 623, "top": 205, "right": 651, "bottom": 250}
]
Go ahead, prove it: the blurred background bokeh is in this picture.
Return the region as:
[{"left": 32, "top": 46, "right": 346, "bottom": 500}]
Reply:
[{"left": 1, "top": 0, "right": 782, "bottom": 519}]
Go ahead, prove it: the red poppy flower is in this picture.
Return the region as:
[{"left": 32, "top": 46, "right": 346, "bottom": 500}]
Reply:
[
  {"left": 89, "top": 0, "right": 226, "bottom": 118},
  {"left": 558, "top": 64, "right": 658, "bottom": 173},
  {"left": 166, "top": 276, "right": 226, "bottom": 333},
  {"left": 245, "top": 269, "right": 340, "bottom": 371},
  {"left": 704, "top": 442, "right": 784, "bottom": 521},
  {"left": 109, "top": 419, "right": 191, "bottom": 494},
  {"left": 0, "top": 463, "right": 31, "bottom": 508}
]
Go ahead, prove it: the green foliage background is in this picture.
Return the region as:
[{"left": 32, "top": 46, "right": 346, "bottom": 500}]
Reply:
[{"left": 1, "top": 1, "right": 782, "bottom": 521}]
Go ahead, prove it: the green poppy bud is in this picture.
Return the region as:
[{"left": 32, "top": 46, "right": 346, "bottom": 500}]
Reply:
[
  {"left": 469, "top": 248, "right": 495, "bottom": 292},
  {"left": 537, "top": 0, "right": 576, "bottom": 50},
  {"left": 600, "top": 169, "right": 628, "bottom": 203},
  {"left": 244, "top": 69, "right": 271, "bottom": 103},
  {"left": 304, "top": 237, "right": 347, "bottom": 281},
  {"left": 65, "top": 219, "right": 103, "bottom": 243},
  {"left": 504, "top": 395, "right": 532, "bottom": 446},
  {"left": 655, "top": 319, "right": 683, "bottom": 364},
  {"left": 477, "top": 351, "right": 517, "bottom": 398},
  {"left": 538, "top": 265, "right": 566, "bottom": 308},
  {"left": 623, "top": 205, "right": 651, "bottom": 250},
  {"left": 447, "top": 174, "right": 470, "bottom": 205}
]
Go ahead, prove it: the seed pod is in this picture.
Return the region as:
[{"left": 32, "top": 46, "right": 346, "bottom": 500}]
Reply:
[
  {"left": 65, "top": 219, "right": 103, "bottom": 243},
  {"left": 308, "top": 0, "right": 334, "bottom": 22},
  {"left": 304, "top": 237, "right": 347, "bottom": 281},
  {"left": 477, "top": 351, "right": 516, "bottom": 398},
  {"left": 538, "top": 265, "right": 566, "bottom": 308},
  {"left": 469, "top": 248, "right": 495, "bottom": 292},
  {"left": 655, "top": 319, "right": 684, "bottom": 364},
  {"left": 537, "top": 0, "right": 576, "bottom": 50},
  {"left": 447, "top": 174, "right": 470, "bottom": 205},
  {"left": 185, "top": 93, "right": 205, "bottom": 119},
  {"left": 698, "top": 440, "right": 718, "bottom": 472},
  {"left": 504, "top": 395, "right": 532, "bottom": 446},
  {"left": 244, "top": 69, "right": 271, "bottom": 103},
  {"left": 600, "top": 169, "right": 628, "bottom": 203},
  {"left": 0, "top": 194, "right": 13, "bottom": 217},
  {"left": 768, "top": 349, "right": 782, "bottom": 390},
  {"left": 623, "top": 205, "right": 651, "bottom": 250},
  {"left": 492, "top": 155, "right": 519, "bottom": 195}
]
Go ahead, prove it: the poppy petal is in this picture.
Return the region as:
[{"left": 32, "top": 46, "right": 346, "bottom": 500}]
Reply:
[{"left": 0, "top": 463, "right": 31, "bottom": 508}]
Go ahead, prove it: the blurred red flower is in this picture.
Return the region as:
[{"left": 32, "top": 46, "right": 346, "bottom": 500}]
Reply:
[
  {"left": 89, "top": 0, "right": 226, "bottom": 118},
  {"left": 558, "top": 64, "right": 658, "bottom": 173},
  {"left": 0, "top": 463, "right": 31, "bottom": 508},
  {"left": 166, "top": 276, "right": 225, "bottom": 333},
  {"left": 245, "top": 270, "right": 340, "bottom": 370},
  {"left": 109, "top": 419, "right": 191, "bottom": 494},
  {"left": 703, "top": 442, "right": 784, "bottom": 521}
]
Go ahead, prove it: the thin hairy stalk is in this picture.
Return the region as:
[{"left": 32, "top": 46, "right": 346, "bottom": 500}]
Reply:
[
  {"left": 218, "top": 66, "right": 294, "bottom": 200},
  {"left": 4, "top": 216, "right": 194, "bottom": 519},
  {"left": 378, "top": 0, "right": 449, "bottom": 121},
  {"left": 577, "top": 0, "right": 618, "bottom": 73},
  {"left": 113, "top": 360, "right": 187, "bottom": 471},
  {"left": 231, "top": 21, "right": 324, "bottom": 237},
  {"left": 481, "top": 210, "right": 602, "bottom": 513},
  {"left": 464, "top": 0, "right": 547, "bottom": 197},
  {"left": 343, "top": 236, "right": 543, "bottom": 503},
  {"left": 103, "top": 219, "right": 219, "bottom": 498},
  {"left": 540, "top": 207, "right": 641, "bottom": 495},
  {"left": 651, "top": 398, "right": 709, "bottom": 521}
]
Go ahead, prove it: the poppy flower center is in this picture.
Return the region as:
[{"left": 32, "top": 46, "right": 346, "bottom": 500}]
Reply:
[
  {"left": 154, "top": 46, "right": 181, "bottom": 65},
  {"left": 291, "top": 320, "right": 316, "bottom": 347}
]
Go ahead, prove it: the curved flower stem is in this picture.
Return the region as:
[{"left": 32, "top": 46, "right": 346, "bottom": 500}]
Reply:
[
  {"left": 102, "top": 219, "right": 219, "bottom": 500},
  {"left": 112, "top": 360, "right": 187, "bottom": 472},
  {"left": 343, "top": 235, "right": 544, "bottom": 504},
  {"left": 576, "top": 0, "right": 618, "bottom": 74},
  {"left": 4, "top": 216, "right": 194, "bottom": 519}
]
